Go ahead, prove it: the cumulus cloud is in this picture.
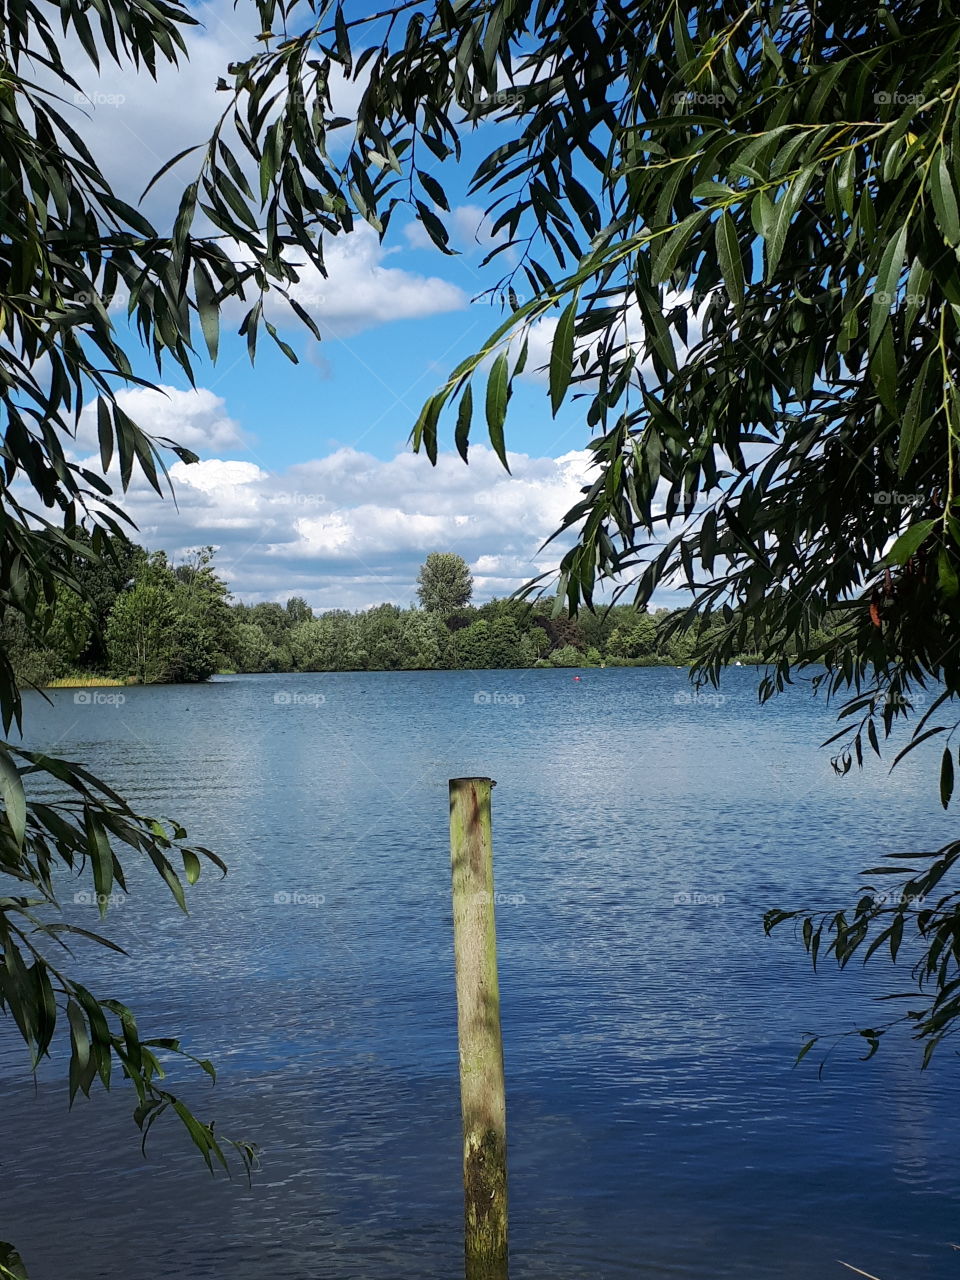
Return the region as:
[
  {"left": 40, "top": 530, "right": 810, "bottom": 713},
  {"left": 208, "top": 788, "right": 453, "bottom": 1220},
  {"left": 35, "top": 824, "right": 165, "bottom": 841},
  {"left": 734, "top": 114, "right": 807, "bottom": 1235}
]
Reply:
[
  {"left": 60, "top": 0, "right": 468, "bottom": 338},
  {"left": 262, "top": 225, "right": 468, "bottom": 336},
  {"left": 74, "top": 386, "right": 249, "bottom": 456},
  {"left": 510, "top": 289, "right": 708, "bottom": 385},
  {"left": 108, "top": 441, "right": 593, "bottom": 611},
  {"left": 64, "top": 0, "right": 367, "bottom": 226}
]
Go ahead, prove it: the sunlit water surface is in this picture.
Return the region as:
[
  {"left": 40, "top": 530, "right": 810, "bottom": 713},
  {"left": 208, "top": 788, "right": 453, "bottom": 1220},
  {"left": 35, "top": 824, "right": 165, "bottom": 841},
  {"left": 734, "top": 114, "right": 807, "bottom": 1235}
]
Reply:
[{"left": 2, "top": 668, "right": 958, "bottom": 1279}]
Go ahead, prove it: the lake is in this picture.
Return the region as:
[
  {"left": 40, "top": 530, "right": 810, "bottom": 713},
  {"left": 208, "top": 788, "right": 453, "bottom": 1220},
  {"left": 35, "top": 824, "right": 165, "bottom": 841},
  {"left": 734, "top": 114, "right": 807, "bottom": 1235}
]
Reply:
[{"left": 2, "top": 667, "right": 959, "bottom": 1279}]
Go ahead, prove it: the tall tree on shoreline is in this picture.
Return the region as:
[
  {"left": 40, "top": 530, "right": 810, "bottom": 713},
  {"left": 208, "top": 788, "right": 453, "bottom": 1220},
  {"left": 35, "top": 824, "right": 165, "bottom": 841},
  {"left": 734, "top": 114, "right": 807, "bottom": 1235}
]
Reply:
[{"left": 416, "top": 553, "right": 474, "bottom": 616}]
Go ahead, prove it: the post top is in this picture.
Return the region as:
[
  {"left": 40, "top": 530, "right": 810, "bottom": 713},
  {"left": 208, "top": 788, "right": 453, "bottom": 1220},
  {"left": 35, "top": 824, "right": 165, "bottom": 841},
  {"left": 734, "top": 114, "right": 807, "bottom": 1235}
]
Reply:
[{"left": 449, "top": 776, "right": 497, "bottom": 786}]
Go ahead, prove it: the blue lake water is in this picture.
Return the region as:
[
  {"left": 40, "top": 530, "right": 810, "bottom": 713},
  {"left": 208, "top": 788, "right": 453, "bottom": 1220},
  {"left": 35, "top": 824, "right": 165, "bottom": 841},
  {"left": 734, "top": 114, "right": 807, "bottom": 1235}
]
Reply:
[{"left": 2, "top": 667, "right": 959, "bottom": 1279}]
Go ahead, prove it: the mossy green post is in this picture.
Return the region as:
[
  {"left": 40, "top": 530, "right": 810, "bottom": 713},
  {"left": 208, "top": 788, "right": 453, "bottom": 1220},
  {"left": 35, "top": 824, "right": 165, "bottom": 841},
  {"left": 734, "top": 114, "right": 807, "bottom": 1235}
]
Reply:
[{"left": 449, "top": 777, "right": 508, "bottom": 1279}]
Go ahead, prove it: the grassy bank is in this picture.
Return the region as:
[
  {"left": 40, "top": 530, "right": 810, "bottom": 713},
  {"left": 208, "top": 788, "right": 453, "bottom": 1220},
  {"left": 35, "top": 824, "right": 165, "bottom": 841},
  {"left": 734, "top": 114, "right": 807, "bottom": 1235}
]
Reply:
[{"left": 44, "top": 675, "right": 135, "bottom": 688}]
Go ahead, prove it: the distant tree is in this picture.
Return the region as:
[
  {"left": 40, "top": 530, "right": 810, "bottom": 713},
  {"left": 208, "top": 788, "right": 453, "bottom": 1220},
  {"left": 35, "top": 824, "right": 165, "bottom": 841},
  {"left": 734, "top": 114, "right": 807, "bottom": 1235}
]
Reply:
[
  {"left": 40, "top": 587, "right": 94, "bottom": 671},
  {"left": 549, "top": 645, "right": 585, "bottom": 668},
  {"left": 358, "top": 603, "right": 404, "bottom": 669},
  {"left": 285, "top": 597, "right": 313, "bottom": 626},
  {"left": 576, "top": 607, "right": 615, "bottom": 653},
  {"left": 0, "top": 613, "right": 64, "bottom": 689},
  {"left": 68, "top": 532, "right": 147, "bottom": 670},
  {"left": 106, "top": 583, "right": 178, "bottom": 684},
  {"left": 487, "top": 617, "right": 524, "bottom": 668},
  {"left": 526, "top": 626, "right": 550, "bottom": 659},
  {"left": 398, "top": 610, "right": 449, "bottom": 669},
  {"left": 290, "top": 612, "right": 365, "bottom": 671},
  {"left": 169, "top": 548, "right": 234, "bottom": 680},
  {"left": 608, "top": 612, "right": 658, "bottom": 660},
  {"left": 247, "top": 602, "right": 290, "bottom": 646},
  {"left": 452, "top": 619, "right": 495, "bottom": 669},
  {"left": 532, "top": 608, "right": 585, "bottom": 654},
  {"left": 416, "top": 553, "right": 473, "bottom": 615},
  {"left": 233, "top": 623, "right": 277, "bottom": 673}
]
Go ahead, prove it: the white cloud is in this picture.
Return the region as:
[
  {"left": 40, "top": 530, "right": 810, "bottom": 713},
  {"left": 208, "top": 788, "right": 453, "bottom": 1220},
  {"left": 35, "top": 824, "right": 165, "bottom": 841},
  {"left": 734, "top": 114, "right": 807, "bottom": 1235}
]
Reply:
[
  {"left": 59, "top": 2, "right": 467, "bottom": 338},
  {"left": 108, "top": 439, "right": 593, "bottom": 610},
  {"left": 403, "top": 203, "right": 507, "bottom": 253},
  {"left": 511, "top": 289, "right": 708, "bottom": 385},
  {"left": 64, "top": 0, "right": 368, "bottom": 226},
  {"left": 74, "top": 386, "right": 248, "bottom": 456},
  {"left": 263, "top": 225, "right": 468, "bottom": 336}
]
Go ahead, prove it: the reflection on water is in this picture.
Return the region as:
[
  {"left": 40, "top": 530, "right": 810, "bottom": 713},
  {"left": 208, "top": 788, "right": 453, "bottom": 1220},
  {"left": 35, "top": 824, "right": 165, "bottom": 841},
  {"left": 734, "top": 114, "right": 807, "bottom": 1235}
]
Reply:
[{"left": 2, "top": 668, "right": 959, "bottom": 1279}]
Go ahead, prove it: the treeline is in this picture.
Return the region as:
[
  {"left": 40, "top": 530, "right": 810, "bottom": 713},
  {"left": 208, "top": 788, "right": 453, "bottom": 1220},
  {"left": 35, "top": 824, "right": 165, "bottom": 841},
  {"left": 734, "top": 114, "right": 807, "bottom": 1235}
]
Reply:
[{"left": 2, "top": 543, "right": 839, "bottom": 686}]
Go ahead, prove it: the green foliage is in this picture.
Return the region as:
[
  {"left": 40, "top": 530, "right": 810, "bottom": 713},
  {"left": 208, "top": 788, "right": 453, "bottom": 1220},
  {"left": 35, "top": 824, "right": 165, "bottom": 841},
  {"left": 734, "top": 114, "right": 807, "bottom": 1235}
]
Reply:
[
  {"left": 0, "top": 741, "right": 256, "bottom": 1189},
  {"left": 172, "top": 0, "right": 960, "bottom": 1062},
  {"left": 548, "top": 645, "right": 585, "bottom": 668},
  {"left": 106, "top": 582, "right": 178, "bottom": 684},
  {"left": 416, "top": 553, "right": 474, "bottom": 615},
  {"left": 4, "top": 2, "right": 954, "bottom": 1235}
]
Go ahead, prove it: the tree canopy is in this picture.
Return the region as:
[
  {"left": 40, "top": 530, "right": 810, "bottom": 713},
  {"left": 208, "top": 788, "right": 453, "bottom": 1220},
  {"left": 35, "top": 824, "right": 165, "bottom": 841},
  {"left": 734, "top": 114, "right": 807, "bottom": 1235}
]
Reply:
[
  {"left": 181, "top": 0, "right": 960, "bottom": 1063},
  {"left": 5, "top": 7, "right": 960, "bottom": 1270},
  {"left": 416, "top": 552, "right": 474, "bottom": 615}
]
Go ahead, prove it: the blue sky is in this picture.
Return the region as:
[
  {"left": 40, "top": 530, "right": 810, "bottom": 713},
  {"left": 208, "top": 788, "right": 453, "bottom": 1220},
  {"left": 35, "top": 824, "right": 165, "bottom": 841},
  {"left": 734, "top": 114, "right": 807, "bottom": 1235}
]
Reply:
[{"left": 63, "top": 0, "right": 624, "bottom": 611}]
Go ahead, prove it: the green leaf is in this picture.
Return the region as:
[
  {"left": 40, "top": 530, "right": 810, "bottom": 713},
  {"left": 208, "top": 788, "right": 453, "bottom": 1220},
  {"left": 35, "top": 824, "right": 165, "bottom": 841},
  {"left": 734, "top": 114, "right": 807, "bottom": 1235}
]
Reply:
[
  {"left": 454, "top": 384, "right": 473, "bottom": 463},
  {"left": 941, "top": 744, "right": 955, "bottom": 809},
  {"left": 886, "top": 519, "right": 936, "bottom": 565},
  {"left": 715, "top": 210, "right": 744, "bottom": 312},
  {"left": 415, "top": 201, "right": 451, "bottom": 252},
  {"left": 898, "top": 353, "right": 933, "bottom": 474},
  {"left": 96, "top": 398, "right": 113, "bottom": 473},
  {"left": 938, "top": 548, "right": 959, "bottom": 597},
  {"left": 0, "top": 747, "right": 26, "bottom": 847},
  {"left": 0, "top": 1241, "right": 30, "bottom": 1279},
  {"left": 549, "top": 294, "right": 578, "bottom": 416},
  {"left": 418, "top": 170, "right": 450, "bottom": 212},
  {"left": 66, "top": 1000, "right": 91, "bottom": 1072},
  {"left": 84, "top": 811, "right": 114, "bottom": 912},
  {"left": 869, "top": 222, "right": 908, "bottom": 352},
  {"left": 182, "top": 849, "right": 201, "bottom": 885},
  {"left": 765, "top": 166, "right": 816, "bottom": 278},
  {"left": 653, "top": 209, "right": 708, "bottom": 283},
  {"left": 193, "top": 262, "right": 220, "bottom": 363},
  {"left": 930, "top": 151, "right": 960, "bottom": 246},
  {"left": 485, "top": 351, "right": 511, "bottom": 470}
]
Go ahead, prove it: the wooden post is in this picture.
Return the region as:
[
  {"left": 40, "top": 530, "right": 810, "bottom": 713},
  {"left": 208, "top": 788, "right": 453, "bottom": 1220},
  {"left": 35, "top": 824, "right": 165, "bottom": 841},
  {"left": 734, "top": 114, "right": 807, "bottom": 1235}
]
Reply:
[{"left": 449, "top": 777, "right": 508, "bottom": 1278}]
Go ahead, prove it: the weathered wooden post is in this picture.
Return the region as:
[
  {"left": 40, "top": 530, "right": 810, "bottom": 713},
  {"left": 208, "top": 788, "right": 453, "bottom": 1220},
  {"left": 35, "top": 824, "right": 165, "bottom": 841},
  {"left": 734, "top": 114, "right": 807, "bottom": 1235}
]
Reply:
[{"left": 449, "top": 777, "right": 508, "bottom": 1279}]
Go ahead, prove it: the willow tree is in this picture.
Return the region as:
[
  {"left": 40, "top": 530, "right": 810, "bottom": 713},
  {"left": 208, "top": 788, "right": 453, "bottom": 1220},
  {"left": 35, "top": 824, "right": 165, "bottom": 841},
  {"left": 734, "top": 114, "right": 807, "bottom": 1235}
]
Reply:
[
  {"left": 185, "top": 0, "right": 960, "bottom": 1063},
  {"left": 0, "top": 0, "right": 284, "bottom": 1261},
  {"left": 6, "top": 7, "right": 960, "bottom": 1272}
]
